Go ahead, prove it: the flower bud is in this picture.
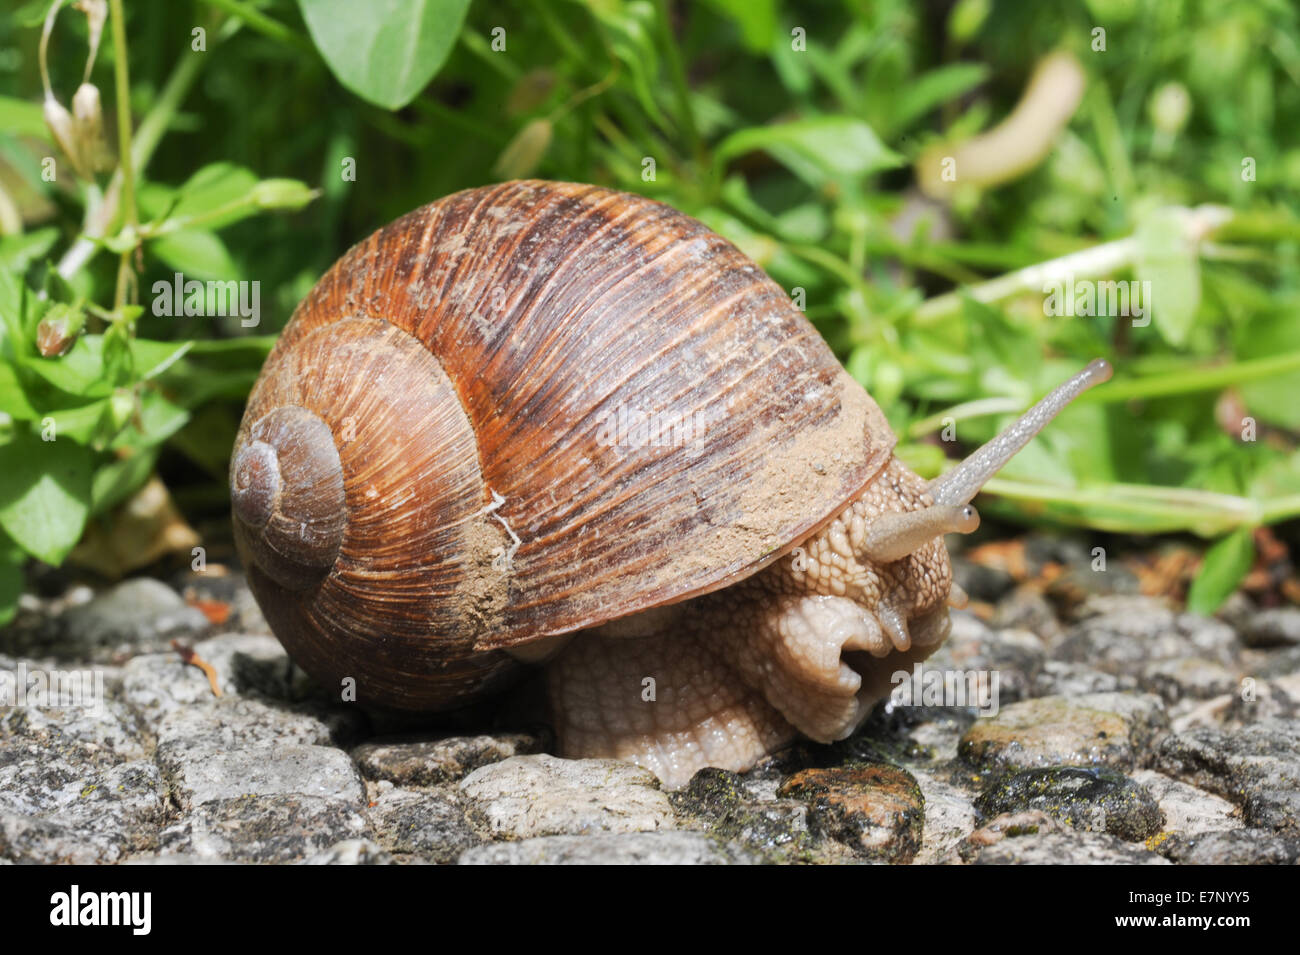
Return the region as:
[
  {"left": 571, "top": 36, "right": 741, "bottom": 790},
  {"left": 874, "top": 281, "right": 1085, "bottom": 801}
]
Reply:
[
  {"left": 72, "top": 82, "right": 111, "bottom": 172},
  {"left": 36, "top": 303, "right": 86, "bottom": 357},
  {"left": 44, "top": 93, "right": 88, "bottom": 179}
]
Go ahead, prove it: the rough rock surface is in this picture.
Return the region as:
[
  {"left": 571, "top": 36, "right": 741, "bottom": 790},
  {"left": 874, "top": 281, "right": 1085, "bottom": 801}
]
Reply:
[{"left": 3, "top": 571, "right": 1297, "bottom": 864}]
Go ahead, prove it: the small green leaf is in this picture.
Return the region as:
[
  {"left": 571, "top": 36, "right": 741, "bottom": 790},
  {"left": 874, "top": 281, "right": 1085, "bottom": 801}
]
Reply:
[
  {"left": 0, "top": 431, "right": 93, "bottom": 565},
  {"left": 150, "top": 230, "right": 241, "bottom": 281},
  {"left": 704, "top": 0, "right": 776, "bottom": 52},
  {"left": 893, "top": 64, "right": 990, "bottom": 130},
  {"left": 297, "top": 0, "right": 472, "bottom": 109},
  {"left": 0, "top": 228, "right": 60, "bottom": 273},
  {"left": 251, "top": 179, "right": 319, "bottom": 211},
  {"left": 131, "top": 339, "right": 194, "bottom": 381},
  {"left": 0, "top": 361, "right": 39, "bottom": 419},
  {"left": 24, "top": 334, "right": 111, "bottom": 397},
  {"left": 1135, "top": 208, "right": 1200, "bottom": 347},
  {"left": 1186, "top": 527, "right": 1255, "bottom": 615},
  {"left": 716, "top": 117, "right": 903, "bottom": 191}
]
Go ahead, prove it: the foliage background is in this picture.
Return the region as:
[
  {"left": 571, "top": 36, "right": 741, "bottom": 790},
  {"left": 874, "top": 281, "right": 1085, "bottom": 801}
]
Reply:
[{"left": 1, "top": 0, "right": 1299, "bottom": 623}]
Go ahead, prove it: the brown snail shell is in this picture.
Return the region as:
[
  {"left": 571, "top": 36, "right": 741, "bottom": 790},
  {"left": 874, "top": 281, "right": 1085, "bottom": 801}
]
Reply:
[{"left": 232, "top": 179, "right": 893, "bottom": 710}]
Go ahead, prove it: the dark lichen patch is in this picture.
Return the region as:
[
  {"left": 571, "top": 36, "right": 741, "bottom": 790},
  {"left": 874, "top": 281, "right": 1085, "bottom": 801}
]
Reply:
[
  {"left": 778, "top": 764, "right": 924, "bottom": 863},
  {"left": 670, "top": 768, "right": 817, "bottom": 863},
  {"left": 974, "top": 766, "right": 1164, "bottom": 841}
]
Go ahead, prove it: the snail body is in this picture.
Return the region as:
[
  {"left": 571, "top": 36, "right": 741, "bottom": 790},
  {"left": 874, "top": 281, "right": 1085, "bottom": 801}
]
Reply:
[{"left": 232, "top": 180, "right": 1110, "bottom": 787}]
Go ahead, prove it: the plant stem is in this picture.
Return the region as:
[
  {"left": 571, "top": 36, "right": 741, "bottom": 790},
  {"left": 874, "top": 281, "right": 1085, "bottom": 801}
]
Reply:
[
  {"left": 1079, "top": 351, "right": 1300, "bottom": 403},
  {"left": 914, "top": 235, "right": 1138, "bottom": 325},
  {"left": 108, "top": 0, "right": 135, "bottom": 310},
  {"left": 912, "top": 204, "right": 1232, "bottom": 325},
  {"left": 977, "top": 477, "right": 1293, "bottom": 537},
  {"left": 908, "top": 396, "right": 1026, "bottom": 438},
  {"left": 57, "top": 48, "right": 205, "bottom": 279},
  {"left": 197, "top": 0, "right": 310, "bottom": 50},
  {"left": 109, "top": 0, "right": 135, "bottom": 232}
]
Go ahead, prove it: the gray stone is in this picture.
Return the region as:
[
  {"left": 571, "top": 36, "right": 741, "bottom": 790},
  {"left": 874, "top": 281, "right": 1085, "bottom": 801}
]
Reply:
[
  {"left": 157, "top": 741, "right": 365, "bottom": 809},
  {"left": 1157, "top": 828, "right": 1300, "bottom": 865},
  {"left": 968, "top": 828, "right": 1171, "bottom": 865},
  {"left": 0, "top": 811, "right": 131, "bottom": 864},
  {"left": 949, "top": 556, "right": 1015, "bottom": 603},
  {"left": 1154, "top": 718, "right": 1300, "bottom": 835},
  {"left": 1138, "top": 657, "right": 1239, "bottom": 704},
  {"left": 459, "top": 831, "right": 756, "bottom": 865},
  {"left": 188, "top": 633, "right": 292, "bottom": 699},
  {"left": 459, "top": 754, "right": 674, "bottom": 839},
  {"left": 974, "top": 767, "right": 1164, "bottom": 841},
  {"left": 1242, "top": 608, "right": 1300, "bottom": 648},
  {"left": 992, "top": 587, "right": 1062, "bottom": 642},
  {"left": 1033, "top": 661, "right": 1136, "bottom": 698},
  {"left": 959, "top": 692, "right": 1168, "bottom": 772},
  {"left": 40, "top": 579, "right": 209, "bottom": 662},
  {"left": 160, "top": 794, "right": 371, "bottom": 863},
  {"left": 155, "top": 694, "right": 364, "bottom": 752},
  {"left": 0, "top": 759, "right": 163, "bottom": 863},
  {"left": 923, "top": 614, "right": 1045, "bottom": 705},
  {"left": 1224, "top": 672, "right": 1300, "bottom": 725},
  {"left": 0, "top": 699, "right": 146, "bottom": 766},
  {"left": 912, "top": 769, "right": 978, "bottom": 864},
  {"left": 1057, "top": 597, "right": 1239, "bottom": 671},
  {"left": 121, "top": 652, "right": 219, "bottom": 730},
  {"left": 1131, "top": 770, "right": 1242, "bottom": 835},
  {"left": 1253, "top": 645, "right": 1300, "bottom": 678},
  {"left": 365, "top": 785, "right": 482, "bottom": 862},
  {"left": 300, "top": 839, "right": 394, "bottom": 865},
  {"left": 353, "top": 732, "right": 544, "bottom": 786},
  {"left": 1045, "top": 563, "right": 1142, "bottom": 605}
]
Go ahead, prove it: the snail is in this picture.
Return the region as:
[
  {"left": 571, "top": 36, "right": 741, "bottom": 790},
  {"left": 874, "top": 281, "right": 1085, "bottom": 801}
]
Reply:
[{"left": 231, "top": 179, "right": 1111, "bottom": 788}]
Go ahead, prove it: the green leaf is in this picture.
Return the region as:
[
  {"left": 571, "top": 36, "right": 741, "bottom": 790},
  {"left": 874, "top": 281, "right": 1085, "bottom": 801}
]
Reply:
[
  {"left": 704, "top": 0, "right": 776, "bottom": 52},
  {"left": 1135, "top": 208, "right": 1200, "bottom": 347},
  {"left": 150, "top": 230, "right": 241, "bottom": 281},
  {"left": 0, "top": 95, "right": 47, "bottom": 140},
  {"left": 716, "top": 117, "right": 903, "bottom": 191},
  {"left": 893, "top": 64, "right": 990, "bottom": 131},
  {"left": 0, "top": 431, "right": 93, "bottom": 565},
  {"left": 24, "top": 334, "right": 112, "bottom": 397},
  {"left": 143, "top": 163, "right": 259, "bottom": 225},
  {"left": 42, "top": 399, "right": 112, "bottom": 445},
  {"left": 0, "top": 267, "right": 33, "bottom": 354},
  {"left": 131, "top": 339, "right": 194, "bottom": 381},
  {"left": 297, "top": 0, "right": 472, "bottom": 109},
  {"left": 251, "top": 179, "right": 319, "bottom": 211},
  {"left": 1186, "top": 527, "right": 1255, "bottom": 615},
  {"left": 0, "top": 361, "right": 38, "bottom": 418},
  {"left": 1234, "top": 312, "right": 1300, "bottom": 430},
  {"left": 0, "top": 228, "right": 60, "bottom": 273},
  {"left": 593, "top": 1, "right": 667, "bottom": 128}
]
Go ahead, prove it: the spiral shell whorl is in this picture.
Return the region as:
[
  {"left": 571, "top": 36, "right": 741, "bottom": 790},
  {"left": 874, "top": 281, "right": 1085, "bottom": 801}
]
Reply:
[{"left": 231, "top": 406, "right": 346, "bottom": 590}]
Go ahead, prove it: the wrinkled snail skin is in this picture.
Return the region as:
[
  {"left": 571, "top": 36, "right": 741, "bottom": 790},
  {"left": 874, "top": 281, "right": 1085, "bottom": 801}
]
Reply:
[{"left": 231, "top": 179, "right": 1112, "bottom": 788}]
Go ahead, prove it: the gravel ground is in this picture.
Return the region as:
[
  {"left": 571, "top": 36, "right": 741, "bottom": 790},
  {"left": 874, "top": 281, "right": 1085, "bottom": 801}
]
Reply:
[{"left": 2, "top": 544, "right": 1299, "bottom": 865}]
